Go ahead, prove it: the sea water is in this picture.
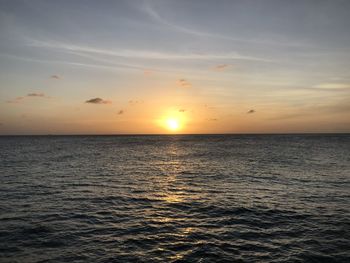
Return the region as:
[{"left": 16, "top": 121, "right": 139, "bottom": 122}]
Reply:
[{"left": 0, "top": 135, "right": 349, "bottom": 262}]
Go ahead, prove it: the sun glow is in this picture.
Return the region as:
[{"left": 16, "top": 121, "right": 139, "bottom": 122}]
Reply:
[
  {"left": 157, "top": 110, "right": 188, "bottom": 133},
  {"left": 166, "top": 118, "right": 180, "bottom": 131}
]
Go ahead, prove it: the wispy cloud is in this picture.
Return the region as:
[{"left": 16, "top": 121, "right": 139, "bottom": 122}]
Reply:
[
  {"left": 179, "top": 109, "right": 186, "bottom": 112},
  {"left": 27, "top": 93, "right": 46, "bottom": 97},
  {"left": 143, "top": 70, "right": 154, "bottom": 76},
  {"left": 85, "top": 98, "right": 112, "bottom": 104},
  {"left": 141, "top": 1, "right": 309, "bottom": 48},
  {"left": 247, "top": 109, "right": 255, "bottom": 114},
  {"left": 0, "top": 52, "right": 142, "bottom": 74},
  {"left": 269, "top": 102, "right": 350, "bottom": 120},
  {"left": 50, "top": 75, "right": 60, "bottom": 79},
  {"left": 142, "top": 1, "right": 219, "bottom": 39},
  {"left": 177, "top": 79, "right": 191, "bottom": 88},
  {"left": 313, "top": 83, "right": 350, "bottom": 90},
  {"left": 6, "top": 97, "right": 24, "bottom": 103},
  {"left": 27, "top": 39, "right": 270, "bottom": 62},
  {"left": 128, "top": 100, "right": 143, "bottom": 105},
  {"left": 213, "top": 64, "right": 231, "bottom": 71},
  {"left": 6, "top": 93, "right": 49, "bottom": 103},
  {"left": 269, "top": 113, "right": 304, "bottom": 121}
]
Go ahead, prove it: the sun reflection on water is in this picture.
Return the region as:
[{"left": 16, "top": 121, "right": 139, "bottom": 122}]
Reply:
[{"left": 145, "top": 139, "right": 208, "bottom": 261}]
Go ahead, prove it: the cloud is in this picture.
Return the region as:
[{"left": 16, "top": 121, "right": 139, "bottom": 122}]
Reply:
[
  {"left": 118, "top": 110, "right": 124, "bottom": 115},
  {"left": 6, "top": 93, "right": 49, "bottom": 103},
  {"left": 179, "top": 109, "right": 186, "bottom": 112},
  {"left": 269, "top": 113, "right": 304, "bottom": 120},
  {"left": 207, "top": 118, "right": 218, "bottom": 121},
  {"left": 177, "top": 79, "right": 191, "bottom": 88},
  {"left": 128, "top": 100, "right": 143, "bottom": 105},
  {"left": 213, "top": 64, "right": 231, "bottom": 71},
  {"left": 6, "top": 97, "right": 25, "bottom": 103},
  {"left": 50, "top": 75, "right": 60, "bottom": 79},
  {"left": 141, "top": 2, "right": 310, "bottom": 48},
  {"left": 143, "top": 70, "right": 154, "bottom": 76},
  {"left": 85, "top": 98, "right": 112, "bottom": 104},
  {"left": 28, "top": 39, "right": 270, "bottom": 62},
  {"left": 247, "top": 109, "right": 255, "bottom": 114},
  {"left": 313, "top": 83, "right": 350, "bottom": 90},
  {"left": 203, "top": 104, "right": 216, "bottom": 109},
  {"left": 27, "top": 93, "right": 45, "bottom": 97},
  {"left": 270, "top": 102, "right": 350, "bottom": 120}
]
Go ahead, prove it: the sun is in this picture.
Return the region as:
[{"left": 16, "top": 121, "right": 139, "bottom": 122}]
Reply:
[
  {"left": 166, "top": 118, "right": 180, "bottom": 131},
  {"left": 158, "top": 111, "right": 186, "bottom": 133}
]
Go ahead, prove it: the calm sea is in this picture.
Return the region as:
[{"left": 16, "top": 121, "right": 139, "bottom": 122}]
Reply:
[{"left": 0, "top": 135, "right": 349, "bottom": 262}]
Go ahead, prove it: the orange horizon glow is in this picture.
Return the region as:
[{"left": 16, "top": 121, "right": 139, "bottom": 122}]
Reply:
[{"left": 0, "top": 1, "right": 349, "bottom": 135}]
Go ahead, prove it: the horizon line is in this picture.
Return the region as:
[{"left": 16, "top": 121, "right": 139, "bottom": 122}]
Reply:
[{"left": 0, "top": 132, "right": 349, "bottom": 136}]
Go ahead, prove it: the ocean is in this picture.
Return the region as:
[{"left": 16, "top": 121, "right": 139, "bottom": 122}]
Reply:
[{"left": 0, "top": 134, "right": 349, "bottom": 262}]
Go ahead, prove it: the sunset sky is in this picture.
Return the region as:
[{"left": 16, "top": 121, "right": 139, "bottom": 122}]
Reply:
[{"left": 0, "top": 0, "right": 349, "bottom": 134}]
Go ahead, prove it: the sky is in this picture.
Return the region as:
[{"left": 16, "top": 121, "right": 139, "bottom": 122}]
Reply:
[{"left": 0, "top": 0, "right": 349, "bottom": 134}]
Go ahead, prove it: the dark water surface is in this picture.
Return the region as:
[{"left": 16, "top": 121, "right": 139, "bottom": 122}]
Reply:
[{"left": 0, "top": 135, "right": 349, "bottom": 262}]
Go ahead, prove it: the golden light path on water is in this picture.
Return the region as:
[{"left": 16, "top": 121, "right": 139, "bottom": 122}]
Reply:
[{"left": 147, "top": 140, "right": 203, "bottom": 261}]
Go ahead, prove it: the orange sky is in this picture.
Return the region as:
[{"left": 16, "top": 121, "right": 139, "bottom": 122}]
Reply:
[{"left": 0, "top": 0, "right": 349, "bottom": 134}]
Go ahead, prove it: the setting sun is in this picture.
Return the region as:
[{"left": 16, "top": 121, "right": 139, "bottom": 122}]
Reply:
[
  {"left": 166, "top": 119, "right": 180, "bottom": 131},
  {"left": 156, "top": 110, "right": 187, "bottom": 133}
]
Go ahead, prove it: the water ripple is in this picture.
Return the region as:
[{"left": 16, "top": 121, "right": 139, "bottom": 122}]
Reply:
[{"left": 0, "top": 135, "right": 349, "bottom": 262}]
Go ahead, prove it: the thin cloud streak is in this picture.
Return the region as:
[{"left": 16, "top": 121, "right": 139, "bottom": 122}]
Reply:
[
  {"left": 28, "top": 39, "right": 270, "bottom": 62},
  {"left": 85, "top": 98, "right": 112, "bottom": 104},
  {"left": 177, "top": 79, "right": 191, "bottom": 88},
  {"left": 6, "top": 97, "right": 24, "bottom": 103},
  {"left": 269, "top": 102, "right": 350, "bottom": 120},
  {"left": 0, "top": 52, "right": 129, "bottom": 71},
  {"left": 128, "top": 100, "right": 144, "bottom": 105},
  {"left": 0, "top": 51, "right": 265, "bottom": 81},
  {"left": 27, "top": 93, "right": 45, "bottom": 97},
  {"left": 143, "top": 70, "right": 154, "bottom": 76},
  {"left": 213, "top": 64, "right": 231, "bottom": 71},
  {"left": 313, "top": 83, "right": 350, "bottom": 90},
  {"left": 141, "top": 1, "right": 311, "bottom": 48},
  {"left": 61, "top": 49, "right": 149, "bottom": 71},
  {"left": 6, "top": 93, "right": 49, "bottom": 103}
]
